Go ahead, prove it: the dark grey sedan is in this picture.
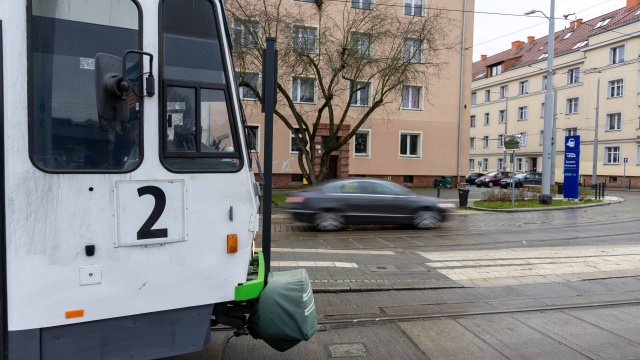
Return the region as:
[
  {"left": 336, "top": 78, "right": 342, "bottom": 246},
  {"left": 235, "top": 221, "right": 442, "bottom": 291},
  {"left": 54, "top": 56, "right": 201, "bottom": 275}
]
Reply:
[{"left": 285, "top": 179, "right": 449, "bottom": 231}]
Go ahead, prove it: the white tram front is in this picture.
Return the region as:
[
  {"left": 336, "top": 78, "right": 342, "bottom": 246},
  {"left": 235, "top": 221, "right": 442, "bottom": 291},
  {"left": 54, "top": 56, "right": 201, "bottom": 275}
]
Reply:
[{"left": 0, "top": 0, "right": 271, "bottom": 358}]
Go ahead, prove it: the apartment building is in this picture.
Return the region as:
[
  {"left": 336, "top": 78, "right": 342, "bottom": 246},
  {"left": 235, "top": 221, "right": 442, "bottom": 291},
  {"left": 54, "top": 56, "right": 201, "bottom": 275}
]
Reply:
[
  {"left": 470, "top": 0, "right": 640, "bottom": 189},
  {"left": 228, "top": 0, "right": 474, "bottom": 188}
]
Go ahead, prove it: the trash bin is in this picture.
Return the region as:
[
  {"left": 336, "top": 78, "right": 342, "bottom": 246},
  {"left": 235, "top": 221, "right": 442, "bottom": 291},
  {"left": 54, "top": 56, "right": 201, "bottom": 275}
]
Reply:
[
  {"left": 434, "top": 176, "right": 452, "bottom": 189},
  {"left": 555, "top": 182, "right": 564, "bottom": 195},
  {"left": 458, "top": 185, "right": 470, "bottom": 207}
]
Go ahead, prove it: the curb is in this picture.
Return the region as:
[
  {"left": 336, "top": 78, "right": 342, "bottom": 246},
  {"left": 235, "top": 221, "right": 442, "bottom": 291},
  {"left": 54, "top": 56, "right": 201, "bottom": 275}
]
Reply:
[
  {"left": 466, "top": 196, "right": 624, "bottom": 212},
  {"left": 310, "top": 280, "right": 463, "bottom": 293}
]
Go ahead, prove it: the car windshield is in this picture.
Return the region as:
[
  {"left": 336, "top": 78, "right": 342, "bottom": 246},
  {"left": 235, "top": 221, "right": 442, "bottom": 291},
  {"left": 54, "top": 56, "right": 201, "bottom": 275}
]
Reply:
[
  {"left": 485, "top": 172, "right": 499, "bottom": 177},
  {"left": 514, "top": 173, "right": 528, "bottom": 179}
]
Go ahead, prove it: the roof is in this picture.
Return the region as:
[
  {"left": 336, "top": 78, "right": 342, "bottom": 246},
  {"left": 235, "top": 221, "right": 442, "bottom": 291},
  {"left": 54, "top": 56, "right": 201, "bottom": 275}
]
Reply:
[{"left": 472, "top": 5, "right": 640, "bottom": 81}]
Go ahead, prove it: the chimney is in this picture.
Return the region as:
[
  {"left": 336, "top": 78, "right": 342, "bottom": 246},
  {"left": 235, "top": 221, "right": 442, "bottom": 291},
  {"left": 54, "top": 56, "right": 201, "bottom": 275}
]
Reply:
[
  {"left": 481, "top": 54, "right": 487, "bottom": 61},
  {"left": 527, "top": 36, "right": 535, "bottom": 44},
  {"left": 511, "top": 40, "right": 525, "bottom": 51},
  {"left": 628, "top": 0, "right": 640, "bottom": 10},
  {"left": 577, "top": 18, "right": 583, "bottom": 25},
  {"left": 570, "top": 20, "right": 575, "bottom": 28}
]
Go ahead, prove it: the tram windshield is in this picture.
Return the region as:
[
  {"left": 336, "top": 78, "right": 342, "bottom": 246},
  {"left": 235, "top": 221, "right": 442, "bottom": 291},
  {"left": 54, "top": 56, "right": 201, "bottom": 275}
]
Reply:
[{"left": 29, "top": 0, "right": 141, "bottom": 172}]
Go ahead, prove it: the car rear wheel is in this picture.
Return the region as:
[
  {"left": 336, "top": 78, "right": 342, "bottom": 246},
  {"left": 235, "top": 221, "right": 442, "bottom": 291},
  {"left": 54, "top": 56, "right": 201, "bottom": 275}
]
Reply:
[
  {"left": 413, "top": 210, "right": 441, "bottom": 229},
  {"left": 516, "top": 182, "right": 523, "bottom": 189},
  {"left": 314, "top": 213, "right": 344, "bottom": 231}
]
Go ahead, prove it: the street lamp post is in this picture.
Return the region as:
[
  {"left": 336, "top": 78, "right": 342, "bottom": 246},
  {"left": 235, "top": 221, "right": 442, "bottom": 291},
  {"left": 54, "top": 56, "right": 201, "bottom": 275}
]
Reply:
[
  {"left": 525, "top": 0, "right": 555, "bottom": 204},
  {"left": 492, "top": 91, "right": 509, "bottom": 170}
]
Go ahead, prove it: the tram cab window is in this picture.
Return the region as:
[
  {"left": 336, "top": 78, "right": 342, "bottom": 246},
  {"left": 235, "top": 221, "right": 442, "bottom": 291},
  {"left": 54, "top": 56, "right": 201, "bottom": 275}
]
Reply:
[
  {"left": 29, "top": 0, "right": 142, "bottom": 172},
  {"left": 161, "top": 0, "right": 242, "bottom": 172}
]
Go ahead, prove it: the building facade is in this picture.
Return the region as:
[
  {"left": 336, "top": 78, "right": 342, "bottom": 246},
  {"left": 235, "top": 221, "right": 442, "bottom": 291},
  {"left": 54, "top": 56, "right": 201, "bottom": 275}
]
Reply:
[
  {"left": 229, "top": 0, "right": 475, "bottom": 188},
  {"left": 470, "top": 0, "right": 640, "bottom": 189}
]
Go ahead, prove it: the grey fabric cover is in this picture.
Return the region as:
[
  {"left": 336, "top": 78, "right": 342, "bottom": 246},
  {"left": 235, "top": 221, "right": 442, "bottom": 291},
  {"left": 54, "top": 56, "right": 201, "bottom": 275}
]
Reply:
[{"left": 248, "top": 269, "right": 317, "bottom": 352}]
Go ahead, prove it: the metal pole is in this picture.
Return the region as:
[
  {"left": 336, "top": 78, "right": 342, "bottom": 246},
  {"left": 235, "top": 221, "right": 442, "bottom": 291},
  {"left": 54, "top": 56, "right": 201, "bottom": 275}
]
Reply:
[
  {"left": 511, "top": 153, "right": 515, "bottom": 206},
  {"left": 503, "top": 96, "right": 508, "bottom": 170},
  {"left": 592, "top": 78, "right": 600, "bottom": 187},
  {"left": 261, "top": 37, "right": 277, "bottom": 278},
  {"left": 538, "top": 0, "right": 555, "bottom": 204},
  {"left": 456, "top": 0, "right": 468, "bottom": 186},
  {"left": 551, "top": 88, "right": 558, "bottom": 186},
  {"left": 623, "top": 161, "right": 626, "bottom": 190}
]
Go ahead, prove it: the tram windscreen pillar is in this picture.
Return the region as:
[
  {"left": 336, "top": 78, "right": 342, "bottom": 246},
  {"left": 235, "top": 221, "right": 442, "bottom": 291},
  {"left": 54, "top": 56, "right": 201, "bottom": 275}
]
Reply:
[{"left": 261, "top": 37, "right": 277, "bottom": 279}]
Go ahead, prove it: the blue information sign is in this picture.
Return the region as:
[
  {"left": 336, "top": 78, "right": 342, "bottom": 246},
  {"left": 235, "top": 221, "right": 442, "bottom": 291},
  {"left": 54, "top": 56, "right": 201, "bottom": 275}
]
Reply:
[
  {"left": 563, "top": 135, "right": 580, "bottom": 199},
  {"left": 624, "top": 157, "right": 628, "bottom": 163}
]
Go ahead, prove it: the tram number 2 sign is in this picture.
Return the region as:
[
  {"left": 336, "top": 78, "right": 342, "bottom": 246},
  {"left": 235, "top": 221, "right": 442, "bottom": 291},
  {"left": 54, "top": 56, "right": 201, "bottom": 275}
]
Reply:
[{"left": 116, "top": 180, "right": 186, "bottom": 247}]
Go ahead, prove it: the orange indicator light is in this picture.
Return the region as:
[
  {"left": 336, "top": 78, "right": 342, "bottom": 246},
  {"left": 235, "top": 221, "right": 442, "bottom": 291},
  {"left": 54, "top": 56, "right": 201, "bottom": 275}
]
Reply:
[{"left": 227, "top": 234, "right": 238, "bottom": 253}]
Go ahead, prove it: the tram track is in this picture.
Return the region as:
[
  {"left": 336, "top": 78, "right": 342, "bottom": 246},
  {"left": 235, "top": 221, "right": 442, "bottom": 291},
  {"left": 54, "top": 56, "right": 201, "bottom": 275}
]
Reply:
[{"left": 316, "top": 299, "right": 640, "bottom": 327}]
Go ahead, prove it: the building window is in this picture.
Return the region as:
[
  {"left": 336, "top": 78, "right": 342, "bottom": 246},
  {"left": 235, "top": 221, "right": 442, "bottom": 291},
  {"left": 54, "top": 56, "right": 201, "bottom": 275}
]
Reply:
[
  {"left": 518, "top": 106, "right": 528, "bottom": 120},
  {"left": 566, "top": 98, "right": 579, "bottom": 114},
  {"left": 402, "top": 38, "right": 422, "bottom": 63},
  {"left": 567, "top": 67, "right": 580, "bottom": 84},
  {"left": 610, "top": 45, "right": 625, "bottom": 64},
  {"left": 245, "top": 125, "right": 260, "bottom": 152},
  {"left": 608, "top": 79, "right": 624, "bottom": 98},
  {"left": 498, "top": 158, "right": 504, "bottom": 171},
  {"left": 498, "top": 134, "right": 504, "bottom": 148},
  {"left": 538, "top": 53, "right": 548, "bottom": 60},
  {"left": 470, "top": 115, "right": 476, "bottom": 128},
  {"left": 518, "top": 80, "right": 529, "bottom": 95},
  {"left": 499, "top": 110, "right": 506, "bottom": 124},
  {"left": 401, "top": 85, "right": 422, "bottom": 109},
  {"left": 354, "top": 130, "right": 370, "bottom": 156},
  {"left": 404, "top": 0, "right": 423, "bottom": 16},
  {"left": 491, "top": 64, "right": 502, "bottom": 76},
  {"left": 565, "top": 127, "right": 578, "bottom": 137},
  {"left": 484, "top": 89, "right": 491, "bottom": 102},
  {"left": 292, "top": 25, "right": 318, "bottom": 53},
  {"left": 499, "top": 85, "right": 508, "bottom": 99},
  {"left": 350, "top": 32, "right": 372, "bottom": 57},
  {"left": 595, "top": 18, "right": 611, "bottom": 28},
  {"left": 233, "top": 19, "right": 260, "bottom": 48},
  {"left": 399, "top": 132, "right": 420, "bottom": 157},
  {"left": 471, "top": 92, "right": 477, "bottom": 105},
  {"left": 292, "top": 77, "right": 315, "bottom": 103},
  {"left": 290, "top": 128, "right": 301, "bottom": 153},
  {"left": 291, "top": 174, "right": 304, "bottom": 182},
  {"left": 539, "top": 130, "right": 544, "bottom": 145},
  {"left": 605, "top": 146, "right": 620, "bottom": 164},
  {"left": 403, "top": 175, "right": 414, "bottom": 183},
  {"left": 238, "top": 72, "right": 259, "bottom": 100},
  {"left": 482, "top": 136, "right": 489, "bottom": 148},
  {"left": 573, "top": 40, "right": 588, "bottom": 49},
  {"left": 520, "top": 132, "right": 527, "bottom": 146},
  {"left": 469, "top": 159, "right": 475, "bottom": 171},
  {"left": 606, "top": 113, "right": 622, "bottom": 131},
  {"left": 516, "top": 158, "right": 523, "bottom": 171},
  {"left": 563, "top": 31, "right": 573, "bottom": 39},
  {"left": 540, "top": 103, "right": 545, "bottom": 118},
  {"left": 484, "top": 113, "right": 490, "bottom": 126},
  {"left": 470, "top": 137, "right": 476, "bottom": 149},
  {"left": 351, "top": 0, "right": 372, "bottom": 10},
  {"left": 542, "top": 75, "right": 547, "bottom": 90},
  {"left": 350, "top": 81, "right": 371, "bottom": 106},
  {"left": 482, "top": 158, "right": 488, "bottom": 171}
]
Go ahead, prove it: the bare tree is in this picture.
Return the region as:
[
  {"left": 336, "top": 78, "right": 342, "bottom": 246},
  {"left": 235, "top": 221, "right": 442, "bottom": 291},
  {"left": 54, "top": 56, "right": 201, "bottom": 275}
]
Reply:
[{"left": 228, "top": 0, "right": 457, "bottom": 184}]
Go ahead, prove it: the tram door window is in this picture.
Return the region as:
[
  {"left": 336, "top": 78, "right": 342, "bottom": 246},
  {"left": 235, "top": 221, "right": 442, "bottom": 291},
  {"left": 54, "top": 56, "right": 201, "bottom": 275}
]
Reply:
[
  {"left": 161, "top": 0, "right": 242, "bottom": 172},
  {"left": 29, "top": 0, "right": 142, "bottom": 172}
]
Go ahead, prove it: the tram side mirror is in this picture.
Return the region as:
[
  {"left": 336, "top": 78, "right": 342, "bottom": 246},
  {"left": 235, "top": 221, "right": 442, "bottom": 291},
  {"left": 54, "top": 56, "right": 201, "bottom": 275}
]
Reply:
[{"left": 95, "top": 53, "right": 131, "bottom": 124}]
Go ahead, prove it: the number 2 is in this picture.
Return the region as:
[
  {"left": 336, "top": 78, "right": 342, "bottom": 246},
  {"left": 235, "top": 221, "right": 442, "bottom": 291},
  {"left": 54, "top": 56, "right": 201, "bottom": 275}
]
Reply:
[{"left": 137, "top": 186, "right": 169, "bottom": 240}]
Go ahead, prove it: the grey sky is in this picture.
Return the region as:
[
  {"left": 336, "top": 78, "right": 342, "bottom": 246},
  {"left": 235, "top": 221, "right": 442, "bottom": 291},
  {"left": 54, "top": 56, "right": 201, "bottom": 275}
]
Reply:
[{"left": 472, "top": 0, "right": 627, "bottom": 61}]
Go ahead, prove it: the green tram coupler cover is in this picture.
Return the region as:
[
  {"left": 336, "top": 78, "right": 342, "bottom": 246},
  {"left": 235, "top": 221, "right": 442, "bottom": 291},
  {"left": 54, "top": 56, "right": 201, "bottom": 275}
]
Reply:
[{"left": 248, "top": 269, "right": 318, "bottom": 352}]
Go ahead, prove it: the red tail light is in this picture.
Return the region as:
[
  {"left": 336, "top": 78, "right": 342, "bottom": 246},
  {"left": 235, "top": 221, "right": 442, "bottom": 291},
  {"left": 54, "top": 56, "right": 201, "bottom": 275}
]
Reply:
[{"left": 286, "top": 196, "right": 305, "bottom": 203}]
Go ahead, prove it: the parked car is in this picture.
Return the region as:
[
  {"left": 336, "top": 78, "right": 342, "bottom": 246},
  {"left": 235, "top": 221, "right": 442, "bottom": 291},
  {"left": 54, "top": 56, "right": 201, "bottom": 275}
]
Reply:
[
  {"left": 475, "top": 171, "right": 514, "bottom": 188},
  {"left": 285, "top": 179, "right": 449, "bottom": 231},
  {"left": 500, "top": 172, "right": 542, "bottom": 189},
  {"left": 465, "top": 172, "right": 485, "bottom": 185}
]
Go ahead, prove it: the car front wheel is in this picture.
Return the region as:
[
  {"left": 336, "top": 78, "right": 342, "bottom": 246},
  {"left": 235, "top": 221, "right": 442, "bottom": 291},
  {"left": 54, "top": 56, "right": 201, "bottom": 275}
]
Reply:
[
  {"left": 314, "top": 213, "right": 344, "bottom": 231},
  {"left": 487, "top": 182, "right": 494, "bottom": 188},
  {"left": 413, "top": 210, "right": 441, "bottom": 229}
]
